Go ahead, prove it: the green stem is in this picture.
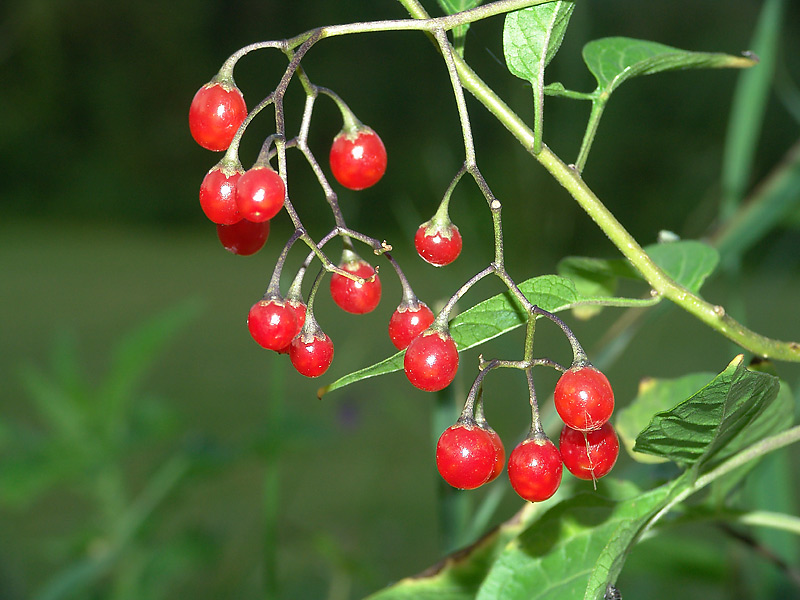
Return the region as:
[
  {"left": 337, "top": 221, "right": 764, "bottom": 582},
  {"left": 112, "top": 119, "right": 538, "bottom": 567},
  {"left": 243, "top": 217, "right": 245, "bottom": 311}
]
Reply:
[
  {"left": 574, "top": 95, "right": 606, "bottom": 172},
  {"left": 444, "top": 38, "right": 800, "bottom": 361}
]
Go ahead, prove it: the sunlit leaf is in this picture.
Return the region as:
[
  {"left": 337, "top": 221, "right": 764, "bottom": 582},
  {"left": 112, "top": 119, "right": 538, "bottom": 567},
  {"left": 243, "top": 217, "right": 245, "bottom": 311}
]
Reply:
[
  {"left": 616, "top": 372, "right": 715, "bottom": 464},
  {"left": 366, "top": 503, "right": 546, "bottom": 600},
  {"left": 476, "top": 478, "right": 687, "bottom": 600},
  {"left": 503, "top": 2, "right": 575, "bottom": 83},
  {"left": 633, "top": 355, "right": 781, "bottom": 469},
  {"left": 583, "top": 37, "right": 756, "bottom": 97}
]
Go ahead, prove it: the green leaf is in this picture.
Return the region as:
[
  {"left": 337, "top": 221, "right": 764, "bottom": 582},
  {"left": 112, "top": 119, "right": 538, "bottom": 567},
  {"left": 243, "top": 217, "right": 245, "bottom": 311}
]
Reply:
[
  {"left": 437, "top": 0, "right": 482, "bottom": 16},
  {"left": 582, "top": 37, "right": 756, "bottom": 97},
  {"left": 319, "top": 275, "right": 604, "bottom": 397},
  {"left": 366, "top": 503, "right": 546, "bottom": 600},
  {"left": 557, "top": 256, "right": 623, "bottom": 319},
  {"left": 615, "top": 372, "right": 715, "bottom": 464},
  {"left": 633, "top": 355, "right": 782, "bottom": 469},
  {"left": 503, "top": 2, "right": 575, "bottom": 83},
  {"left": 559, "top": 239, "right": 718, "bottom": 294},
  {"left": 475, "top": 479, "right": 686, "bottom": 600},
  {"left": 720, "top": 0, "right": 785, "bottom": 219},
  {"left": 322, "top": 240, "right": 718, "bottom": 397}
]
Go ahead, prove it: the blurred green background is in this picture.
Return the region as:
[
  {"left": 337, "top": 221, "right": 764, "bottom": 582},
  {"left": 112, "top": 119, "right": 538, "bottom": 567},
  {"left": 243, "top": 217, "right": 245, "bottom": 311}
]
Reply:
[{"left": 2, "top": 0, "right": 800, "bottom": 598}]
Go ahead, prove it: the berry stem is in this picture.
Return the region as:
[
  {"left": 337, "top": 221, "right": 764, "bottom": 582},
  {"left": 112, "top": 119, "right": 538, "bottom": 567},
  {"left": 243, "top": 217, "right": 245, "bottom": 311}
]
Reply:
[
  {"left": 435, "top": 264, "right": 497, "bottom": 329},
  {"left": 264, "top": 229, "right": 303, "bottom": 298},
  {"left": 525, "top": 368, "right": 545, "bottom": 438}
]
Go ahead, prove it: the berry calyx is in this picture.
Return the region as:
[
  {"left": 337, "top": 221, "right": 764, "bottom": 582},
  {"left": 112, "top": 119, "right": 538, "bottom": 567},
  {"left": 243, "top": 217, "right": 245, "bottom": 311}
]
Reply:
[
  {"left": 276, "top": 299, "right": 307, "bottom": 355},
  {"left": 216, "top": 219, "right": 269, "bottom": 255},
  {"left": 200, "top": 161, "right": 244, "bottom": 225},
  {"left": 189, "top": 81, "right": 248, "bottom": 152},
  {"left": 507, "top": 436, "right": 563, "bottom": 502},
  {"left": 559, "top": 423, "right": 619, "bottom": 481},
  {"left": 415, "top": 221, "right": 463, "bottom": 267},
  {"left": 436, "top": 420, "right": 497, "bottom": 490},
  {"left": 388, "top": 302, "right": 435, "bottom": 350},
  {"left": 290, "top": 331, "right": 334, "bottom": 378},
  {"left": 329, "top": 127, "right": 387, "bottom": 190},
  {"left": 236, "top": 166, "right": 285, "bottom": 223},
  {"left": 403, "top": 329, "right": 459, "bottom": 392},
  {"left": 247, "top": 298, "right": 298, "bottom": 352},
  {"left": 329, "top": 259, "right": 382, "bottom": 314},
  {"left": 554, "top": 365, "right": 615, "bottom": 432}
]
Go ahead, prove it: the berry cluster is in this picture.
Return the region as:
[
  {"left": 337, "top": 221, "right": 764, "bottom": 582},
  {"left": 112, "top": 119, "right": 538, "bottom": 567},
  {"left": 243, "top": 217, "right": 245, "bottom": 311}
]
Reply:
[
  {"left": 189, "top": 66, "right": 446, "bottom": 379},
  {"left": 436, "top": 362, "right": 619, "bottom": 503},
  {"left": 190, "top": 38, "right": 617, "bottom": 505}
]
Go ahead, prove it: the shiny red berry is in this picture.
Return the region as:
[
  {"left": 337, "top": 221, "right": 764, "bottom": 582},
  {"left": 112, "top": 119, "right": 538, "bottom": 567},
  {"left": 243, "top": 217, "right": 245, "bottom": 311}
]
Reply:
[
  {"left": 329, "top": 127, "right": 387, "bottom": 190},
  {"left": 236, "top": 166, "right": 285, "bottom": 223},
  {"left": 436, "top": 422, "right": 496, "bottom": 490},
  {"left": 415, "top": 222, "right": 462, "bottom": 267},
  {"left": 559, "top": 423, "right": 619, "bottom": 481},
  {"left": 216, "top": 219, "right": 269, "bottom": 256},
  {"left": 189, "top": 82, "right": 247, "bottom": 152},
  {"left": 200, "top": 163, "right": 244, "bottom": 225},
  {"left": 481, "top": 424, "right": 506, "bottom": 483},
  {"left": 247, "top": 299, "right": 298, "bottom": 351},
  {"left": 554, "top": 366, "right": 615, "bottom": 432},
  {"left": 508, "top": 436, "right": 563, "bottom": 502},
  {"left": 403, "top": 330, "right": 459, "bottom": 392},
  {"left": 388, "top": 303, "right": 435, "bottom": 350},
  {"left": 329, "top": 260, "right": 382, "bottom": 314},
  {"left": 276, "top": 300, "right": 307, "bottom": 355},
  {"left": 290, "top": 332, "right": 334, "bottom": 377}
]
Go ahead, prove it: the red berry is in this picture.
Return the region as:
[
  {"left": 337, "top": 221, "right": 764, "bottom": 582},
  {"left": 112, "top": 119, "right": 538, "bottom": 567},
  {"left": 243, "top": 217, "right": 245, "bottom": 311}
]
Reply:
[
  {"left": 436, "top": 422, "right": 496, "bottom": 490},
  {"left": 559, "top": 423, "right": 619, "bottom": 481},
  {"left": 189, "top": 82, "right": 248, "bottom": 152},
  {"left": 329, "top": 260, "right": 382, "bottom": 314},
  {"left": 403, "top": 330, "right": 459, "bottom": 392},
  {"left": 388, "top": 303, "right": 435, "bottom": 350},
  {"left": 200, "top": 163, "right": 244, "bottom": 225},
  {"left": 236, "top": 166, "right": 285, "bottom": 223},
  {"left": 216, "top": 219, "right": 269, "bottom": 256},
  {"left": 554, "top": 366, "right": 615, "bottom": 432},
  {"left": 247, "top": 299, "right": 298, "bottom": 351},
  {"left": 415, "top": 222, "right": 462, "bottom": 267},
  {"left": 290, "top": 332, "right": 334, "bottom": 377},
  {"left": 276, "top": 300, "right": 307, "bottom": 355},
  {"left": 507, "top": 436, "right": 563, "bottom": 502},
  {"left": 481, "top": 425, "right": 506, "bottom": 483},
  {"left": 329, "top": 127, "right": 387, "bottom": 190}
]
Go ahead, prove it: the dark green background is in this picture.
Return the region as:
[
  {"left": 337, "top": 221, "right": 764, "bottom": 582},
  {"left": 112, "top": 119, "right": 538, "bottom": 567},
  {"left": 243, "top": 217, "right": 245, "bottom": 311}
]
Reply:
[{"left": 2, "top": 0, "right": 799, "bottom": 598}]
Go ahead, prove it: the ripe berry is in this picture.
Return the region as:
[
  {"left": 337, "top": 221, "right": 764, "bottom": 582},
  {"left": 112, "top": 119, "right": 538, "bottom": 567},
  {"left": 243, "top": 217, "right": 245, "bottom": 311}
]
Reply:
[
  {"left": 216, "top": 219, "right": 269, "bottom": 256},
  {"left": 415, "top": 222, "right": 463, "bottom": 267},
  {"left": 388, "top": 302, "right": 435, "bottom": 350},
  {"left": 507, "top": 436, "right": 563, "bottom": 502},
  {"left": 559, "top": 423, "right": 619, "bottom": 481},
  {"left": 290, "top": 331, "right": 334, "bottom": 377},
  {"left": 189, "top": 81, "right": 248, "bottom": 152},
  {"left": 329, "top": 259, "right": 382, "bottom": 314},
  {"left": 236, "top": 166, "right": 285, "bottom": 223},
  {"left": 276, "top": 300, "right": 307, "bottom": 355},
  {"left": 403, "top": 329, "right": 459, "bottom": 392},
  {"left": 247, "top": 299, "right": 298, "bottom": 351},
  {"left": 554, "top": 365, "right": 615, "bottom": 431},
  {"left": 329, "top": 127, "right": 387, "bottom": 190},
  {"left": 481, "top": 424, "right": 506, "bottom": 483},
  {"left": 436, "top": 421, "right": 497, "bottom": 490},
  {"left": 200, "top": 163, "right": 244, "bottom": 225}
]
